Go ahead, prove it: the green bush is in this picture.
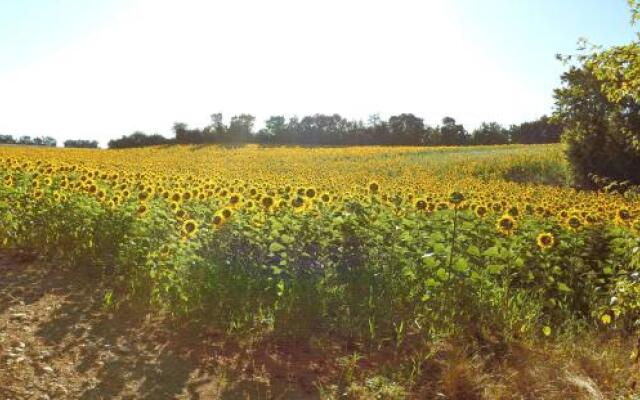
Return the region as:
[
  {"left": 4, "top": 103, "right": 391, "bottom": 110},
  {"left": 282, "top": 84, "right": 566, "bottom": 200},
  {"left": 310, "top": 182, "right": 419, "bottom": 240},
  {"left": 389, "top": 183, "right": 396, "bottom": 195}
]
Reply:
[{"left": 554, "top": 65, "right": 640, "bottom": 188}]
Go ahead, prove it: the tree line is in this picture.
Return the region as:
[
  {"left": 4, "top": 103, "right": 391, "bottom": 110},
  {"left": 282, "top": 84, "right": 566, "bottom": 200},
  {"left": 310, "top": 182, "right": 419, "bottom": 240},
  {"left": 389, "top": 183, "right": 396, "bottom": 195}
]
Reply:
[
  {"left": 107, "top": 113, "right": 560, "bottom": 149},
  {"left": 0, "top": 135, "right": 57, "bottom": 147},
  {"left": 0, "top": 135, "right": 101, "bottom": 148}
]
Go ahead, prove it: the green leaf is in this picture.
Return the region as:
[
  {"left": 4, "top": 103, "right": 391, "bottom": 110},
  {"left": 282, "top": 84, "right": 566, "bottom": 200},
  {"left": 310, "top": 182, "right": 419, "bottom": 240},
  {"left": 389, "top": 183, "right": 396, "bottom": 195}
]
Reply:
[
  {"left": 269, "top": 242, "right": 286, "bottom": 253},
  {"left": 557, "top": 282, "right": 572, "bottom": 292},
  {"left": 422, "top": 256, "right": 437, "bottom": 268},
  {"left": 453, "top": 258, "right": 469, "bottom": 273},
  {"left": 486, "top": 264, "right": 504, "bottom": 275},
  {"left": 425, "top": 278, "right": 438, "bottom": 287},
  {"left": 467, "top": 245, "right": 481, "bottom": 257},
  {"left": 483, "top": 246, "right": 500, "bottom": 257},
  {"left": 436, "top": 268, "right": 448, "bottom": 281},
  {"left": 280, "top": 234, "right": 295, "bottom": 244}
]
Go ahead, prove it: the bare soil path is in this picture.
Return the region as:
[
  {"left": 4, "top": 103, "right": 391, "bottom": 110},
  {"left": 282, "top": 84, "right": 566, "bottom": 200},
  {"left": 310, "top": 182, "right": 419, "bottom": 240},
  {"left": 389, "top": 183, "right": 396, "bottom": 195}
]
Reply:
[{"left": 0, "top": 254, "right": 331, "bottom": 399}]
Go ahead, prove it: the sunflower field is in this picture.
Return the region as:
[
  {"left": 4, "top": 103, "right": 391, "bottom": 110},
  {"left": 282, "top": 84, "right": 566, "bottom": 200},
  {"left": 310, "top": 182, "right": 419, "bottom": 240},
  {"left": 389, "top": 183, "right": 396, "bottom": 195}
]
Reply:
[{"left": 1, "top": 143, "right": 639, "bottom": 344}]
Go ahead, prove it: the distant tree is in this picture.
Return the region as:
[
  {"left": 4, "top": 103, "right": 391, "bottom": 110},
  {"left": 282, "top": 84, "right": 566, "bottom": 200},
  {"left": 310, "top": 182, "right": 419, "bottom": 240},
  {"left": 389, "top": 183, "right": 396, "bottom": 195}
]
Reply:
[
  {"left": 257, "top": 115, "right": 287, "bottom": 144},
  {"left": 108, "top": 131, "right": 172, "bottom": 149},
  {"left": 173, "top": 122, "right": 204, "bottom": 144},
  {"left": 388, "top": 114, "right": 425, "bottom": 145},
  {"left": 439, "top": 117, "right": 469, "bottom": 146},
  {"left": 472, "top": 122, "right": 509, "bottom": 145},
  {"left": 18, "top": 136, "right": 33, "bottom": 145},
  {"left": 509, "top": 116, "right": 561, "bottom": 144},
  {"left": 228, "top": 114, "right": 255, "bottom": 143},
  {"left": 64, "top": 139, "right": 99, "bottom": 148},
  {"left": 204, "top": 113, "right": 227, "bottom": 143},
  {"left": 0, "top": 135, "right": 15, "bottom": 144},
  {"left": 297, "top": 114, "right": 348, "bottom": 145},
  {"left": 41, "top": 136, "right": 57, "bottom": 147}
]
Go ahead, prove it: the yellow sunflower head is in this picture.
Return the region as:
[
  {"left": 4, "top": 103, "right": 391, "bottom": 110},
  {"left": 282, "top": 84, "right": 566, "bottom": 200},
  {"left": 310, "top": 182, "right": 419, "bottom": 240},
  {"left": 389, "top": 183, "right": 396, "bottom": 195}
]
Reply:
[
  {"left": 414, "top": 198, "right": 427, "bottom": 211},
  {"left": 496, "top": 215, "right": 517, "bottom": 235},
  {"left": 566, "top": 215, "right": 583, "bottom": 231},
  {"left": 449, "top": 191, "right": 465, "bottom": 205},
  {"left": 181, "top": 219, "right": 199, "bottom": 237},
  {"left": 536, "top": 232, "right": 555, "bottom": 250}
]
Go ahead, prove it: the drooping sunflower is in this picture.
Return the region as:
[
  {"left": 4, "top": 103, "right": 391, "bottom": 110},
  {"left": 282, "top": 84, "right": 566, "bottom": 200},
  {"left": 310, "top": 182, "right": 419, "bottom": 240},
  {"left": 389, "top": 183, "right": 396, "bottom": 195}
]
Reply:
[
  {"left": 536, "top": 232, "right": 555, "bottom": 250},
  {"left": 496, "top": 214, "right": 517, "bottom": 235}
]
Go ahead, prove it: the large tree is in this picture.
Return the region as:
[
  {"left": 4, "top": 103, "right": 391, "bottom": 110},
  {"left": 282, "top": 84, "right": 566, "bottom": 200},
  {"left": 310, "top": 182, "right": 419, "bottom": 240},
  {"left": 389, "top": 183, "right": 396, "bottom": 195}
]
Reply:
[{"left": 553, "top": 1, "right": 640, "bottom": 188}]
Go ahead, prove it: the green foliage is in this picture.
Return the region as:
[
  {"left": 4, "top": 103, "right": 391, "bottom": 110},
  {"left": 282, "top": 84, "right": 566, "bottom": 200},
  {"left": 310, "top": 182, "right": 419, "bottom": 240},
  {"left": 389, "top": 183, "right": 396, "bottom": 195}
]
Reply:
[{"left": 554, "top": 3, "right": 640, "bottom": 188}]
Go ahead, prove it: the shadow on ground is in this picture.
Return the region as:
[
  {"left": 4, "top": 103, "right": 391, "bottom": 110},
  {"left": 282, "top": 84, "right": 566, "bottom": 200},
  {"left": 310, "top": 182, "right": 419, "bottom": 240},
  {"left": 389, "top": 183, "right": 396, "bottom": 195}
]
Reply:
[{"left": 0, "top": 254, "right": 328, "bottom": 399}]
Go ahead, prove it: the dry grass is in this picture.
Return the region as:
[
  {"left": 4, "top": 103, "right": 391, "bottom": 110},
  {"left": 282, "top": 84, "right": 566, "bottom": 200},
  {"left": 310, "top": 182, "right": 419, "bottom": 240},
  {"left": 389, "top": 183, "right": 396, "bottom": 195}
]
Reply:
[{"left": 411, "top": 335, "right": 640, "bottom": 400}]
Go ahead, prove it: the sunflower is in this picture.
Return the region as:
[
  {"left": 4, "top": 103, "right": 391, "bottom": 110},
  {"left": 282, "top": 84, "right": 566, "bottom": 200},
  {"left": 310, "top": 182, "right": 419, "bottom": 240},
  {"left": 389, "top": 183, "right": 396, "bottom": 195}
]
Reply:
[
  {"left": 170, "top": 192, "right": 182, "bottom": 203},
  {"left": 291, "top": 196, "right": 306, "bottom": 209},
  {"left": 175, "top": 209, "right": 187, "bottom": 220},
  {"left": 536, "top": 232, "right": 555, "bottom": 249},
  {"left": 221, "top": 207, "right": 233, "bottom": 219},
  {"left": 368, "top": 181, "right": 380, "bottom": 194},
  {"left": 181, "top": 219, "right": 199, "bottom": 237},
  {"left": 449, "top": 191, "right": 464, "bottom": 205},
  {"left": 305, "top": 187, "right": 317, "bottom": 199},
  {"left": 566, "top": 215, "right": 582, "bottom": 231},
  {"left": 475, "top": 205, "right": 488, "bottom": 218},
  {"left": 137, "top": 203, "right": 148, "bottom": 216},
  {"left": 414, "top": 198, "right": 427, "bottom": 211},
  {"left": 496, "top": 215, "right": 517, "bottom": 235},
  {"left": 261, "top": 196, "right": 274, "bottom": 208},
  {"left": 615, "top": 208, "right": 632, "bottom": 224},
  {"left": 212, "top": 213, "right": 224, "bottom": 227}
]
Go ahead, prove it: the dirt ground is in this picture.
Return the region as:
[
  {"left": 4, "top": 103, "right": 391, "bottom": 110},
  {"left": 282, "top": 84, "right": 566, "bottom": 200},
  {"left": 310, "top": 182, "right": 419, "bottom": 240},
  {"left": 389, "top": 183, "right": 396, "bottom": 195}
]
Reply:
[
  {"left": 3, "top": 253, "right": 640, "bottom": 400},
  {"left": 0, "top": 254, "right": 337, "bottom": 399}
]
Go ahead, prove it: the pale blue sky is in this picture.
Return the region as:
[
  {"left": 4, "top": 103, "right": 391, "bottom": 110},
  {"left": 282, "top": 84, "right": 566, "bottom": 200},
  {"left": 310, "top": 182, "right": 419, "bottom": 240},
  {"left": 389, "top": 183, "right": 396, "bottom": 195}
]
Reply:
[{"left": 0, "top": 0, "right": 637, "bottom": 146}]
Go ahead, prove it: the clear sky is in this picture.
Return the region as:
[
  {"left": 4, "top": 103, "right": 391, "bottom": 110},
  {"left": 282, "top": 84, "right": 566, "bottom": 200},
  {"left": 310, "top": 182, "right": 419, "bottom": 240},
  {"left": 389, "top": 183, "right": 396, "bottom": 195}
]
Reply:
[{"left": 0, "top": 0, "right": 637, "bottom": 146}]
